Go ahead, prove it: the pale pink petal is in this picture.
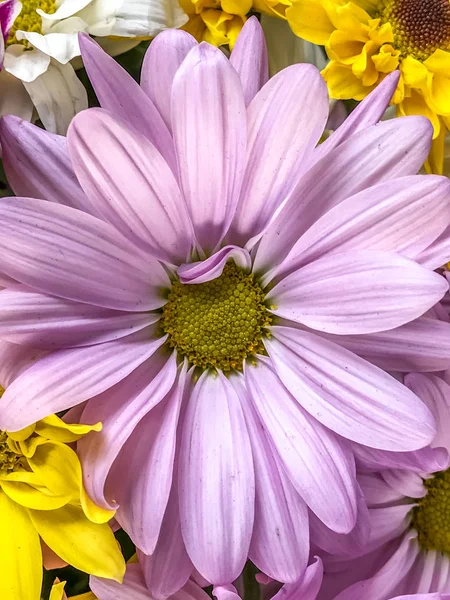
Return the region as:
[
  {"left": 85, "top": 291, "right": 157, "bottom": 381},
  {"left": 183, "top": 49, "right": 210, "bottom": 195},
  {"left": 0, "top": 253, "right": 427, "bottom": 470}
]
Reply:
[
  {"left": 212, "top": 585, "right": 240, "bottom": 600},
  {"left": 272, "top": 557, "right": 323, "bottom": 600},
  {"left": 333, "top": 532, "right": 419, "bottom": 600},
  {"left": 274, "top": 175, "right": 450, "bottom": 280},
  {"left": 417, "top": 225, "right": 450, "bottom": 270},
  {"left": 0, "top": 197, "right": 170, "bottom": 311},
  {"left": 139, "top": 481, "right": 193, "bottom": 600},
  {"left": 360, "top": 504, "right": 413, "bottom": 555},
  {"left": 91, "top": 563, "right": 150, "bottom": 600},
  {"left": 0, "top": 326, "right": 166, "bottom": 432},
  {"left": 172, "top": 580, "right": 211, "bottom": 600},
  {"left": 68, "top": 108, "right": 194, "bottom": 264},
  {"left": 0, "top": 340, "right": 46, "bottom": 387},
  {"left": 171, "top": 43, "right": 246, "bottom": 253},
  {"left": 265, "top": 326, "right": 436, "bottom": 451},
  {"left": 241, "top": 392, "right": 309, "bottom": 583},
  {"left": 405, "top": 373, "right": 450, "bottom": 452},
  {"left": 179, "top": 371, "right": 254, "bottom": 584},
  {"left": 229, "top": 16, "right": 268, "bottom": 106},
  {"left": 254, "top": 117, "right": 433, "bottom": 274},
  {"left": 78, "top": 34, "right": 176, "bottom": 170},
  {"left": 108, "top": 365, "right": 186, "bottom": 552},
  {"left": 318, "top": 317, "right": 450, "bottom": 373},
  {"left": 358, "top": 473, "right": 404, "bottom": 506},
  {"left": 0, "top": 116, "right": 93, "bottom": 213},
  {"left": 78, "top": 351, "right": 177, "bottom": 509},
  {"left": 0, "top": 288, "right": 156, "bottom": 349},
  {"left": 230, "top": 64, "right": 328, "bottom": 244},
  {"left": 178, "top": 246, "right": 251, "bottom": 284},
  {"left": 310, "top": 71, "right": 400, "bottom": 166},
  {"left": 268, "top": 251, "right": 447, "bottom": 335},
  {"left": 382, "top": 469, "right": 426, "bottom": 499},
  {"left": 141, "top": 29, "right": 197, "bottom": 130},
  {"left": 310, "top": 486, "right": 370, "bottom": 557},
  {"left": 244, "top": 358, "right": 357, "bottom": 533},
  {"left": 351, "top": 442, "right": 449, "bottom": 474}
]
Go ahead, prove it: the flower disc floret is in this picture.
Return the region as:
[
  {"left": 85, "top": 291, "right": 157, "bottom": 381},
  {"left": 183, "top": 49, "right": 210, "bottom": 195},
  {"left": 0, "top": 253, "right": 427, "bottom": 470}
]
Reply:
[
  {"left": 161, "top": 261, "right": 272, "bottom": 372},
  {"left": 412, "top": 468, "right": 450, "bottom": 553},
  {"left": 7, "top": 0, "right": 56, "bottom": 46},
  {"left": 380, "top": 0, "right": 450, "bottom": 60}
]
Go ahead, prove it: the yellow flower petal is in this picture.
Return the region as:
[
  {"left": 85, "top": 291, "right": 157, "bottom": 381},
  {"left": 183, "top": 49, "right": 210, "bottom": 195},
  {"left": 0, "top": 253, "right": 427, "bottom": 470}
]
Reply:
[
  {"left": 397, "top": 90, "right": 440, "bottom": 136},
  {"left": 322, "top": 61, "right": 371, "bottom": 99},
  {"left": 72, "top": 594, "right": 96, "bottom": 600},
  {"left": 401, "top": 55, "right": 428, "bottom": 88},
  {"left": 0, "top": 491, "right": 42, "bottom": 600},
  {"left": 28, "top": 441, "right": 81, "bottom": 498},
  {"left": 427, "top": 73, "right": 450, "bottom": 116},
  {"left": 424, "top": 49, "right": 450, "bottom": 76},
  {"left": 371, "top": 45, "right": 399, "bottom": 74},
  {"left": 7, "top": 424, "right": 36, "bottom": 442},
  {"left": 286, "top": 0, "right": 335, "bottom": 45},
  {"left": 425, "top": 120, "right": 446, "bottom": 175},
  {"left": 28, "top": 440, "right": 114, "bottom": 523},
  {"left": 1, "top": 479, "right": 71, "bottom": 510},
  {"left": 29, "top": 504, "right": 126, "bottom": 582},
  {"left": 328, "top": 29, "right": 364, "bottom": 63},
  {"left": 221, "top": 0, "right": 252, "bottom": 16},
  {"left": 35, "top": 415, "right": 102, "bottom": 443},
  {"left": 50, "top": 581, "right": 67, "bottom": 600}
]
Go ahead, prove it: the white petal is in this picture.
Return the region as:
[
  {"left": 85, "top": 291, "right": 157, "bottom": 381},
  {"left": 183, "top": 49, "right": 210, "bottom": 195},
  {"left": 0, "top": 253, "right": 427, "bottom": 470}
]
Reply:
[
  {"left": 4, "top": 45, "right": 50, "bottom": 82},
  {"left": 22, "top": 60, "right": 88, "bottom": 134},
  {"left": 16, "top": 31, "right": 81, "bottom": 64}
]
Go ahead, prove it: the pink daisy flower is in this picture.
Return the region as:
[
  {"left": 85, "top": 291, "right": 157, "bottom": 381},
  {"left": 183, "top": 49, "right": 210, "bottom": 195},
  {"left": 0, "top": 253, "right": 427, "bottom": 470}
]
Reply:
[
  {"left": 0, "top": 17, "right": 449, "bottom": 591},
  {"left": 316, "top": 371, "right": 450, "bottom": 599}
]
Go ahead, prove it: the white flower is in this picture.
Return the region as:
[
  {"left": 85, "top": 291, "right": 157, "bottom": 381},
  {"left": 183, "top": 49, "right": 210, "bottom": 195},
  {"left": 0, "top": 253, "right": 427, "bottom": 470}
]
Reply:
[{"left": 0, "top": 0, "right": 187, "bottom": 134}]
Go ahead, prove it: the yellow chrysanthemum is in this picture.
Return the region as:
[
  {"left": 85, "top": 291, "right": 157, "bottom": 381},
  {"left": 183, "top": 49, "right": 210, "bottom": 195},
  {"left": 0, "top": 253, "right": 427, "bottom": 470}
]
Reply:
[
  {"left": 286, "top": 0, "right": 450, "bottom": 173},
  {"left": 178, "top": 0, "right": 293, "bottom": 47},
  {"left": 0, "top": 386, "right": 125, "bottom": 600}
]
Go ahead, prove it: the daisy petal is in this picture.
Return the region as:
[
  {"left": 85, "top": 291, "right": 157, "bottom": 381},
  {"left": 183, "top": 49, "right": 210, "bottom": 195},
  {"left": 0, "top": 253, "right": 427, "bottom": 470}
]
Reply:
[
  {"left": 310, "top": 71, "right": 400, "bottom": 166},
  {"left": 319, "top": 317, "right": 450, "bottom": 373},
  {"left": 417, "top": 224, "right": 450, "bottom": 269},
  {"left": 179, "top": 371, "right": 254, "bottom": 584},
  {"left": 0, "top": 288, "right": 156, "bottom": 349},
  {"left": 245, "top": 358, "right": 357, "bottom": 533},
  {"left": 230, "top": 16, "right": 269, "bottom": 106},
  {"left": 0, "top": 197, "right": 169, "bottom": 311},
  {"left": 405, "top": 373, "right": 450, "bottom": 453},
  {"left": 90, "top": 563, "right": 151, "bottom": 600},
  {"left": 276, "top": 175, "right": 450, "bottom": 279},
  {"left": 108, "top": 365, "right": 186, "bottom": 553},
  {"left": 68, "top": 108, "right": 193, "bottom": 264},
  {"left": 266, "top": 326, "right": 436, "bottom": 451},
  {"left": 178, "top": 246, "right": 251, "bottom": 284},
  {"left": 351, "top": 443, "right": 449, "bottom": 474},
  {"left": 139, "top": 480, "right": 193, "bottom": 599},
  {"left": 242, "top": 393, "right": 309, "bottom": 583},
  {"left": 231, "top": 64, "right": 328, "bottom": 243},
  {"left": 0, "top": 327, "right": 166, "bottom": 432},
  {"left": 268, "top": 251, "right": 447, "bottom": 335},
  {"left": 78, "top": 34, "right": 176, "bottom": 170},
  {"left": 272, "top": 557, "right": 324, "bottom": 600},
  {"left": 254, "top": 117, "right": 433, "bottom": 273},
  {"left": 0, "top": 116, "right": 92, "bottom": 213},
  {"left": 78, "top": 351, "right": 177, "bottom": 509},
  {"left": 171, "top": 43, "right": 246, "bottom": 253},
  {"left": 141, "top": 29, "right": 197, "bottom": 130}
]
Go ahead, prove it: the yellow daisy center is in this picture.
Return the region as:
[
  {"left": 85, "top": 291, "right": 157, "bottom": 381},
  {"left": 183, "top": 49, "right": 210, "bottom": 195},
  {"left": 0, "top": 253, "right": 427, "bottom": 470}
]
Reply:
[
  {"left": 7, "top": 0, "right": 56, "bottom": 46},
  {"left": 411, "top": 469, "right": 450, "bottom": 553},
  {"left": 161, "top": 261, "right": 272, "bottom": 372},
  {"left": 379, "top": 0, "right": 450, "bottom": 60}
]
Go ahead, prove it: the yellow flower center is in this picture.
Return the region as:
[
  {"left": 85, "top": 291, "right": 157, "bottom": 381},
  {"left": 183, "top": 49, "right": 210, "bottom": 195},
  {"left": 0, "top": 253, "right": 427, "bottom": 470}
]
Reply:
[
  {"left": 161, "top": 261, "right": 272, "bottom": 372},
  {"left": 6, "top": 0, "right": 56, "bottom": 46},
  {"left": 411, "top": 469, "right": 450, "bottom": 553},
  {"left": 379, "top": 0, "right": 450, "bottom": 60},
  {"left": 0, "top": 431, "right": 22, "bottom": 474}
]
